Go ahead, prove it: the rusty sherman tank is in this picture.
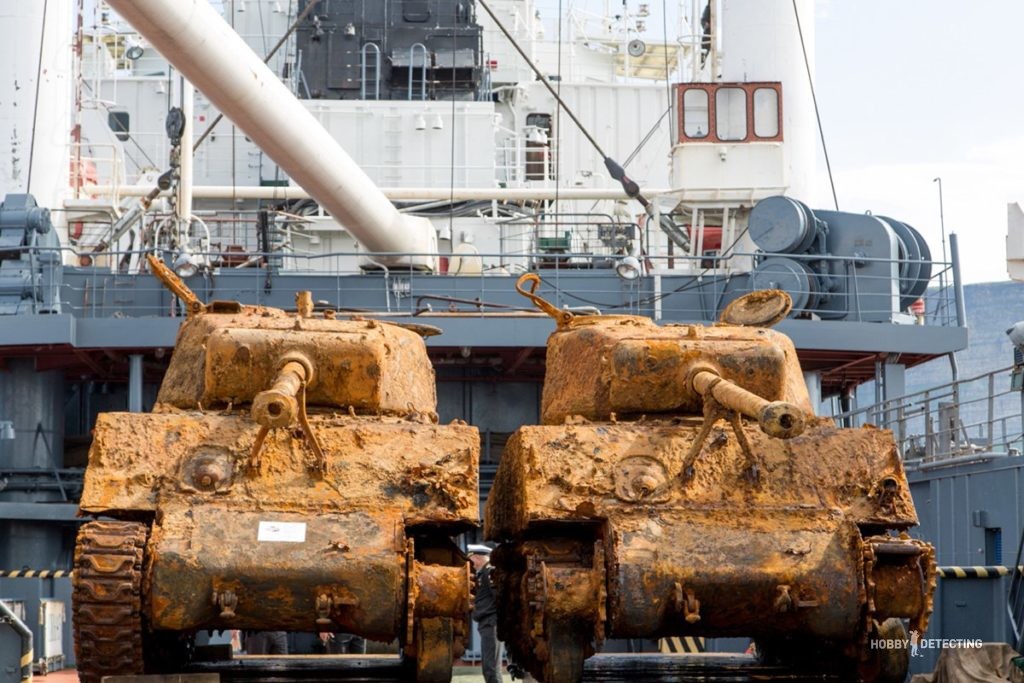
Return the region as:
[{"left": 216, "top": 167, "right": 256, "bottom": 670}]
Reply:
[
  {"left": 72, "top": 255, "right": 478, "bottom": 683},
  {"left": 485, "top": 274, "right": 937, "bottom": 683}
]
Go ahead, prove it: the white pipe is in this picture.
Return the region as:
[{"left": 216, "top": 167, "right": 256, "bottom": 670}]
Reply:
[
  {"left": 91, "top": 185, "right": 672, "bottom": 202},
  {"left": 0, "top": 599, "right": 32, "bottom": 683},
  {"left": 177, "top": 78, "right": 194, "bottom": 226},
  {"left": 104, "top": 0, "right": 432, "bottom": 264}
]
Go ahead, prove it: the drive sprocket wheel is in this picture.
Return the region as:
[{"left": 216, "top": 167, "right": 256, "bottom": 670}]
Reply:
[{"left": 72, "top": 520, "right": 148, "bottom": 683}]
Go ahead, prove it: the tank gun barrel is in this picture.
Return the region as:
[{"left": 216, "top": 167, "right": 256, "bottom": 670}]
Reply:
[
  {"left": 690, "top": 368, "right": 806, "bottom": 439},
  {"left": 251, "top": 355, "right": 314, "bottom": 429}
]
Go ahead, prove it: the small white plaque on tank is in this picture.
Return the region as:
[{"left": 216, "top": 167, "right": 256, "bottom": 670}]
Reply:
[{"left": 257, "top": 521, "right": 306, "bottom": 543}]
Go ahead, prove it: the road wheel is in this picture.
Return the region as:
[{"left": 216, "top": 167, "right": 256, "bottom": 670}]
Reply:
[
  {"left": 405, "top": 616, "right": 454, "bottom": 683},
  {"left": 860, "top": 618, "right": 910, "bottom": 683},
  {"left": 540, "top": 625, "right": 587, "bottom": 683}
]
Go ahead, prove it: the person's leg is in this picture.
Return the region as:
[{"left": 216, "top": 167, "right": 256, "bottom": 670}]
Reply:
[
  {"left": 480, "top": 623, "right": 502, "bottom": 683},
  {"left": 337, "top": 634, "right": 366, "bottom": 654},
  {"left": 268, "top": 631, "right": 289, "bottom": 654},
  {"left": 246, "top": 632, "right": 268, "bottom": 654}
]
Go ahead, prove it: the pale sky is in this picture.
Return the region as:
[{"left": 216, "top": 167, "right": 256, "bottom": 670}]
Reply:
[
  {"left": 815, "top": 0, "right": 1024, "bottom": 285},
  {"left": 533, "top": 0, "right": 1024, "bottom": 284}
]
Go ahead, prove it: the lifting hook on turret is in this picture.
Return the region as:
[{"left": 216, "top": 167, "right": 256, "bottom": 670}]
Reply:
[
  {"left": 515, "top": 273, "right": 575, "bottom": 327},
  {"left": 145, "top": 252, "right": 205, "bottom": 316}
]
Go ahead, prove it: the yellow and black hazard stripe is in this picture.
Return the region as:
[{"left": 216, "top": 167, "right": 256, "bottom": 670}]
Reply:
[
  {"left": 21, "top": 650, "right": 33, "bottom": 683},
  {"left": 936, "top": 565, "right": 1024, "bottom": 579},
  {"left": 0, "top": 569, "right": 74, "bottom": 578},
  {"left": 659, "top": 636, "right": 705, "bottom": 654},
  {"left": 21, "top": 648, "right": 33, "bottom": 683}
]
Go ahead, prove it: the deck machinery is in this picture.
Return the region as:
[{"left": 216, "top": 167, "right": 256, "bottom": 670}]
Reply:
[
  {"left": 72, "top": 257, "right": 478, "bottom": 682},
  {"left": 485, "top": 276, "right": 938, "bottom": 682}
]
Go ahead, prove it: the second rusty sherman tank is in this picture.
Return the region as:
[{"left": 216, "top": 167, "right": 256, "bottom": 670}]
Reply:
[
  {"left": 72, "top": 256, "right": 479, "bottom": 682},
  {"left": 485, "top": 274, "right": 937, "bottom": 683}
]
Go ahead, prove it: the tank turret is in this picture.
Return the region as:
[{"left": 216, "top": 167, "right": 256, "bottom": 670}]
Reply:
[
  {"left": 73, "top": 258, "right": 478, "bottom": 682},
  {"left": 485, "top": 274, "right": 936, "bottom": 683}
]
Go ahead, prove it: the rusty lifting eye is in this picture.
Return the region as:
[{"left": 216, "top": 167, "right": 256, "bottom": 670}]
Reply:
[{"left": 186, "top": 451, "right": 234, "bottom": 492}]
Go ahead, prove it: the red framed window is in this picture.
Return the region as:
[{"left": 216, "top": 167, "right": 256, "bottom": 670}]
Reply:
[{"left": 676, "top": 82, "right": 783, "bottom": 143}]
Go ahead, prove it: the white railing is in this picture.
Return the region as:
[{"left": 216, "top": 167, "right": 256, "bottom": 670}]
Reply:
[{"left": 833, "top": 366, "right": 1024, "bottom": 467}]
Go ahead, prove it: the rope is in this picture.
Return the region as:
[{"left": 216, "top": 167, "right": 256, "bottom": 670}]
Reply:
[{"left": 791, "top": 0, "right": 838, "bottom": 210}]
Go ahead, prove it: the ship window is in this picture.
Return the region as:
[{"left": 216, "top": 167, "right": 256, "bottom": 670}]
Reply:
[
  {"left": 753, "top": 87, "right": 779, "bottom": 138},
  {"left": 715, "top": 87, "right": 746, "bottom": 141},
  {"left": 682, "top": 89, "right": 709, "bottom": 138},
  {"left": 403, "top": 0, "right": 430, "bottom": 22},
  {"left": 108, "top": 111, "right": 130, "bottom": 141},
  {"left": 525, "top": 113, "right": 554, "bottom": 181}
]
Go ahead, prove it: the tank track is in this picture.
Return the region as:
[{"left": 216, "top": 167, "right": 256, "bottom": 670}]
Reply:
[{"left": 72, "top": 520, "right": 148, "bottom": 683}]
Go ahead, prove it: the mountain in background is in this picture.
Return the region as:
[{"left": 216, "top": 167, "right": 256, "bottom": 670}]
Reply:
[{"left": 856, "top": 280, "right": 1024, "bottom": 451}]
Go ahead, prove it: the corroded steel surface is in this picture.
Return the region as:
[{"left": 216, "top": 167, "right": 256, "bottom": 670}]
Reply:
[
  {"left": 486, "top": 419, "right": 917, "bottom": 536},
  {"left": 159, "top": 309, "right": 436, "bottom": 414},
  {"left": 485, "top": 279, "right": 937, "bottom": 683},
  {"left": 540, "top": 316, "right": 811, "bottom": 424},
  {"left": 719, "top": 288, "right": 792, "bottom": 327},
  {"left": 146, "top": 252, "right": 204, "bottom": 315},
  {"left": 690, "top": 368, "right": 805, "bottom": 438},
  {"left": 80, "top": 412, "right": 478, "bottom": 523},
  {"left": 150, "top": 506, "right": 405, "bottom": 633},
  {"left": 72, "top": 520, "right": 147, "bottom": 683},
  {"left": 74, "top": 278, "right": 478, "bottom": 683}
]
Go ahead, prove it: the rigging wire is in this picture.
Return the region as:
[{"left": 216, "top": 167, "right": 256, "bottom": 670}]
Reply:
[
  {"left": 662, "top": 0, "right": 675, "bottom": 151},
  {"left": 257, "top": 0, "right": 268, "bottom": 55},
  {"left": 230, "top": 0, "right": 238, "bottom": 210},
  {"left": 624, "top": 104, "right": 673, "bottom": 167},
  {"left": 791, "top": 0, "right": 839, "bottom": 210},
  {"left": 476, "top": 0, "right": 605, "bottom": 158},
  {"left": 554, "top": 0, "right": 563, "bottom": 216},
  {"left": 447, "top": 2, "right": 459, "bottom": 237},
  {"left": 477, "top": 0, "right": 655, "bottom": 224},
  {"left": 583, "top": 102, "right": 673, "bottom": 215},
  {"left": 539, "top": 224, "right": 751, "bottom": 310},
  {"left": 26, "top": 0, "right": 50, "bottom": 194},
  {"left": 193, "top": 0, "right": 322, "bottom": 151}
]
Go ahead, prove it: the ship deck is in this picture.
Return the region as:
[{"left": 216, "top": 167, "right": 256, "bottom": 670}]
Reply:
[
  {"left": 37, "top": 654, "right": 851, "bottom": 682},
  {"left": 191, "top": 653, "right": 847, "bottom": 682}
]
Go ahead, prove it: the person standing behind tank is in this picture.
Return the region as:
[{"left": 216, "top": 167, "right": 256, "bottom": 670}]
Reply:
[
  {"left": 470, "top": 544, "right": 504, "bottom": 683},
  {"left": 245, "top": 630, "right": 288, "bottom": 654}
]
